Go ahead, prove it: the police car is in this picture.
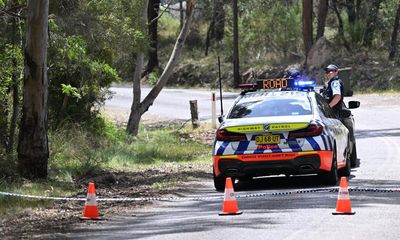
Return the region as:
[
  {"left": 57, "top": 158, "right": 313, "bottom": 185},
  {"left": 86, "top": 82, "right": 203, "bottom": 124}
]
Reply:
[{"left": 213, "top": 77, "right": 360, "bottom": 191}]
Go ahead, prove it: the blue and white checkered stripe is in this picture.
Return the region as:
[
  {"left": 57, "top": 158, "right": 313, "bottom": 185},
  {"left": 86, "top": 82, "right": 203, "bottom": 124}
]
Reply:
[{"left": 214, "top": 134, "right": 333, "bottom": 156}]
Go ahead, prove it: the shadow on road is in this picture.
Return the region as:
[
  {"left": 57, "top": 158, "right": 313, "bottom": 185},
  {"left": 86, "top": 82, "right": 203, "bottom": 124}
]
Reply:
[{"left": 355, "top": 128, "right": 400, "bottom": 139}]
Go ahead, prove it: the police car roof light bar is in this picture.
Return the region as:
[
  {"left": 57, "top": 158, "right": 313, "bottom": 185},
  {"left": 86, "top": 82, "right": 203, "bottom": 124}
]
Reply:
[
  {"left": 238, "top": 83, "right": 257, "bottom": 89},
  {"left": 255, "top": 78, "right": 316, "bottom": 91}
]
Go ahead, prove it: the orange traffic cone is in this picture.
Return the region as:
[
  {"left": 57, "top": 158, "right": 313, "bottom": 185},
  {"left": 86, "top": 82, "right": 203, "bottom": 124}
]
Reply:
[
  {"left": 219, "top": 177, "right": 242, "bottom": 216},
  {"left": 332, "top": 177, "right": 355, "bottom": 215},
  {"left": 80, "top": 182, "right": 102, "bottom": 220}
]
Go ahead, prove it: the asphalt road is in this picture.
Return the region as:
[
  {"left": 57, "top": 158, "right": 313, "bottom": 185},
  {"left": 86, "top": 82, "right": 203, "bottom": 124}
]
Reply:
[
  {"left": 104, "top": 86, "right": 237, "bottom": 122},
  {"left": 59, "top": 90, "right": 400, "bottom": 239}
]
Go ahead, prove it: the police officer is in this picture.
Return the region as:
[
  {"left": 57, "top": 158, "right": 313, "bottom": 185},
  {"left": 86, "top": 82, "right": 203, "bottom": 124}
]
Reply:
[{"left": 323, "top": 64, "right": 345, "bottom": 115}]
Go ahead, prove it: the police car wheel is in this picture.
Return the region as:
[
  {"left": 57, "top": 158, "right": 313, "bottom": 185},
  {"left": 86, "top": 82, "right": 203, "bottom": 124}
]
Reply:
[
  {"left": 339, "top": 156, "right": 351, "bottom": 177},
  {"left": 339, "top": 142, "right": 351, "bottom": 177},
  {"left": 350, "top": 142, "right": 358, "bottom": 168},
  {"left": 321, "top": 146, "right": 339, "bottom": 185},
  {"left": 213, "top": 169, "right": 226, "bottom": 192},
  {"left": 238, "top": 176, "right": 253, "bottom": 182}
]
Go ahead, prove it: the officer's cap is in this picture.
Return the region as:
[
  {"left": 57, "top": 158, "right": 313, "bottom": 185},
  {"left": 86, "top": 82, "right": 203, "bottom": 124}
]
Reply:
[{"left": 324, "top": 64, "right": 339, "bottom": 72}]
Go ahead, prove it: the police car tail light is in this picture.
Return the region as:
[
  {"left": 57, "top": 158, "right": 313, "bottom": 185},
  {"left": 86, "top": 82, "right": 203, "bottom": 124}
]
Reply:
[
  {"left": 216, "top": 129, "right": 247, "bottom": 141},
  {"left": 288, "top": 124, "right": 323, "bottom": 139}
]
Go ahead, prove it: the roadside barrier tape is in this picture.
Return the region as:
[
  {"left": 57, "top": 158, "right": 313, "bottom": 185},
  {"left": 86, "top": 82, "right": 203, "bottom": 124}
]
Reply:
[{"left": 1, "top": 187, "right": 400, "bottom": 202}]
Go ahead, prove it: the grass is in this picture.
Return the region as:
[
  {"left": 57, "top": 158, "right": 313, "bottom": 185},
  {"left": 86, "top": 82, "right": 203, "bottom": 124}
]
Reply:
[
  {"left": 0, "top": 118, "right": 212, "bottom": 215},
  {"left": 0, "top": 180, "right": 77, "bottom": 216}
]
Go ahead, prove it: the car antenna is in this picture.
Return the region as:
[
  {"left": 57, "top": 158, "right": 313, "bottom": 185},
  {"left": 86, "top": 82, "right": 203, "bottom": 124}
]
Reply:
[{"left": 218, "top": 55, "right": 224, "bottom": 117}]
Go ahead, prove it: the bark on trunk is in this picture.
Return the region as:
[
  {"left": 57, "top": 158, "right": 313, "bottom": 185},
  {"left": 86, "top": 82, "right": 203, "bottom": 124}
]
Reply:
[
  {"left": 127, "top": 0, "right": 197, "bottom": 136},
  {"left": 17, "top": 0, "right": 49, "bottom": 179},
  {"left": 180, "top": 0, "right": 184, "bottom": 30},
  {"left": 145, "top": 0, "right": 160, "bottom": 75},
  {"left": 0, "top": 102, "right": 8, "bottom": 154},
  {"left": 127, "top": 53, "right": 145, "bottom": 136},
  {"left": 302, "top": 0, "right": 313, "bottom": 58},
  {"left": 389, "top": 4, "right": 400, "bottom": 60},
  {"left": 316, "top": 0, "right": 328, "bottom": 40},
  {"left": 127, "top": 0, "right": 148, "bottom": 135}
]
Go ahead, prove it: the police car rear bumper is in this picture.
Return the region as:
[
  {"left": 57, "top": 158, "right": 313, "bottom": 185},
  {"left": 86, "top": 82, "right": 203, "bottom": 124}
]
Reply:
[{"left": 213, "top": 151, "right": 333, "bottom": 177}]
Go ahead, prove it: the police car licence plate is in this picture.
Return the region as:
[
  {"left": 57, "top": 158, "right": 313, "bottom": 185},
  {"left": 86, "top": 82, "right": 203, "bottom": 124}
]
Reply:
[{"left": 255, "top": 134, "right": 280, "bottom": 144}]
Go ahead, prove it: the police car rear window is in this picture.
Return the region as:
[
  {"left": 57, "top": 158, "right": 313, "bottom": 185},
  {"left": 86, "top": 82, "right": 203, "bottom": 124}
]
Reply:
[{"left": 228, "top": 98, "right": 312, "bottom": 119}]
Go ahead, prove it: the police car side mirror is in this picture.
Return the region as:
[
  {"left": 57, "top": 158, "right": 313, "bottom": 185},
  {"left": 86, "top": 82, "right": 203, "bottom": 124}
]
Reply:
[
  {"left": 338, "top": 109, "right": 351, "bottom": 118},
  {"left": 218, "top": 116, "right": 224, "bottom": 123},
  {"left": 348, "top": 101, "right": 360, "bottom": 109}
]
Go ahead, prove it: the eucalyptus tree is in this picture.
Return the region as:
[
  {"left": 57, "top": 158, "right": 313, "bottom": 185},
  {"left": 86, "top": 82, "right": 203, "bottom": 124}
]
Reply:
[
  {"left": 302, "top": 0, "right": 313, "bottom": 58},
  {"left": 205, "top": 0, "right": 225, "bottom": 56},
  {"left": 127, "top": 0, "right": 197, "bottom": 136},
  {"left": 18, "top": 0, "right": 49, "bottom": 179},
  {"left": 316, "top": 0, "right": 328, "bottom": 40},
  {"left": 389, "top": 3, "right": 400, "bottom": 60},
  {"left": 146, "top": 0, "right": 160, "bottom": 75}
]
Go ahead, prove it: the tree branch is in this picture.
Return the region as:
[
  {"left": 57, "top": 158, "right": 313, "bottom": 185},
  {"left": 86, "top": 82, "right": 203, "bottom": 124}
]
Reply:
[
  {"left": 140, "top": 0, "right": 197, "bottom": 113},
  {"left": 148, "top": 0, "right": 173, "bottom": 26},
  {"left": 0, "top": 5, "right": 25, "bottom": 19}
]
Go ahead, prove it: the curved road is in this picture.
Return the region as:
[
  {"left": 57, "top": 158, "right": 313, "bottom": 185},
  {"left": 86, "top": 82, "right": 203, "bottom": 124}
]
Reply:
[
  {"left": 104, "top": 87, "right": 237, "bottom": 122},
  {"left": 60, "top": 90, "right": 400, "bottom": 239}
]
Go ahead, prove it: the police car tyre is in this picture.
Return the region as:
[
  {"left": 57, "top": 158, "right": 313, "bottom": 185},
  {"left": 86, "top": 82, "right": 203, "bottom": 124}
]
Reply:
[
  {"left": 238, "top": 176, "right": 253, "bottom": 182},
  {"left": 213, "top": 169, "right": 226, "bottom": 192},
  {"left": 339, "top": 141, "right": 351, "bottom": 177},
  {"left": 350, "top": 141, "right": 358, "bottom": 168},
  {"left": 321, "top": 146, "right": 339, "bottom": 185}
]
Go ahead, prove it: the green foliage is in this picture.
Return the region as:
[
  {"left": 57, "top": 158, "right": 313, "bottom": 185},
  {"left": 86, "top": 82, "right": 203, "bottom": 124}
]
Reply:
[
  {"left": 0, "top": 180, "right": 77, "bottom": 215},
  {"left": 80, "top": 0, "right": 149, "bottom": 80},
  {"left": 48, "top": 118, "right": 209, "bottom": 180},
  {"left": 48, "top": 28, "right": 120, "bottom": 124},
  {"left": 0, "top": 44, "right": 23, "bottom": 97},
  {"left": 147, "top": 69, "right": 161, "bottom": 85},
  {"left": 375, "top": 0, "right": 399, "bottom": 48},
  {"left": 226, "top": 1, "right": 302, "bottom": 65},
  {"left": 48, "top": 119, "right": 122, "bottom": 179},
  {"left": 61, "top": 84, "right": 81, "bottom": 99},
  {"left": 344, "top": 19, "right": 366, "bottom": 47},
  {"left": 158, "top": 13, "right": 181, "bottom": 47}
]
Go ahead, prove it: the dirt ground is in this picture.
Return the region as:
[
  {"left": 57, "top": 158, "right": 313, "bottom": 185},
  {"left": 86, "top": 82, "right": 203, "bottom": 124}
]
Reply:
[{"left": 0, "top": 117, "right": 215, "bottom": 239}]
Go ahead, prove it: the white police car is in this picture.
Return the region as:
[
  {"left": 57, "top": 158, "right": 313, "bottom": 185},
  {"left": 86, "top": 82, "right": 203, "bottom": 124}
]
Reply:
[{"left": 213, "top": 78, "right": 359, "bottom": 191}]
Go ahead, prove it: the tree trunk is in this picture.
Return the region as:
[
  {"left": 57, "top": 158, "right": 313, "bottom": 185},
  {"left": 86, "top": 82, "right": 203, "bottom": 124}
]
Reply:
[
  {"left": 180, "top": 0, "right": 184, "bottom": 30},
  {"left": 302, "top": 0, "right": 313, "bottom": 58},
  {"left": 232, "top": 0, "right": 240, "bottom": 87},
  {"left": 389, "top": 4, "right": 400, "bottom": 60},
  {"left": 127, "top": 0, "right": 197, "bottom": 136},
  {"left": 0, "top": 102, "right": 8, "bottom": 155},
  {"left": 205, "top": 0, "right": 225, "bottom": 56},
  {"left": 145, "top": 0, "right": 160, "bottom": 75},
  {"left": 316, "top": 0, "right": 328, "bottom": 40},
  {"left": 17, "top": 0, "right": 49, "bottom": 179},
  {"left": 332, "top": 0, "right": 350, "bottom": 51},
  {"left": 7, "top": 11, "right": 22, "bottom": 154},
  {"left": 364, "top": 0, "right": 382, "bottom": 47},
  {"left": 346, "top": 0, "right": 357, "bottom": 24},
  {"left": 204, "top": 20, "right": 214, "bottom": 56}
]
